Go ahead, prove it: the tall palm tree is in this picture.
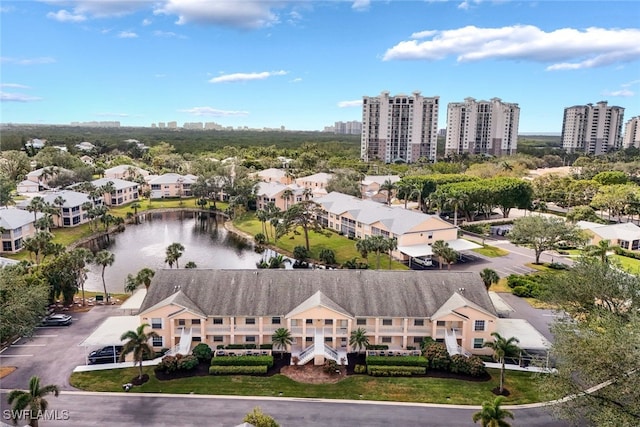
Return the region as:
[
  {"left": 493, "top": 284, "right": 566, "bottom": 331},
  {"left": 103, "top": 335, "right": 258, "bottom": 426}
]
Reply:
[
  {"left": 349, "top": 327, "right": 369, "bottom": 353},
  {"left": 281, "top": 188, "right": 294, "bottom": 210},
  {"left": 26, "top": 196, "right": 46, "bottom": 223},
  {"left": 380, "top": 179, "right": 396, "bottom": 206},
  {"left": 7, "top": 375, "right": 60, "bottom": 427},
  {"left": 585, "top": 239, "right": 615, "bottom": 264},
  {"left": 355, "top": 238, "right": 371, "bottom": 260},
  {"left": 94, "top": 250, "right": 115, "bottom": 302},
  {"left": 479, "top": 268, "right": 500, "bottom": 291},
  {"left": 165, "top": 242, "right": 185, "bottom": 268},
  {"left": 101, "top": 181, "right": 116, "bottom": 205},
  {"left": 124, "top": 273, "right": 138, "bottom": 294},
  {"left": 484, "top": 332, "right": 521, "bottom": 395},
  {"left": 431, "top": 240, "right": 448, "bottom": 270},
  {"left": 385, "top": 237, "right": 398, "bottom": 269},
  {"left": 53, "top": 195, "right": 66, "bottom": 228},
  {"left": 271, "top": 327, "right": 293, "bottom": 358},
  {"left": 129, "top": 201, "right": 141, "bottom": 224},
  {"left": 136, "top": 268, "right": 155, "bottom": 289},
  {"left": 472, "top": 396, "right": 514, "bottom": 427},
  {"left": 441, "top": 246, "right": 458, "bottom": 270},
  {"left": 120, "top": 323, "right": 159, "bottom": 380}
]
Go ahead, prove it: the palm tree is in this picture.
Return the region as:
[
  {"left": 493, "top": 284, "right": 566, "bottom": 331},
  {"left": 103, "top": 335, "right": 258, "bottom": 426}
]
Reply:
[
  {"left": 355, "top": 237, "right": 371, "bottom": 260},
  {"left": 349, "top": 327, "right": 369, "bottom": 353},
  {"left": 53, "top": 195, "right": 66, "bottom": 228},
  {"left": 380, "top": 178, "right": 396, "bottom": 206},
  {"left": 130, "top": 201, "right": 141, "bottom": 224},
  {"left": 120, "top": 323, "right": 159, "bottom": 380},
  {"left": 431, "top": 240, "right": 448, "bottom": 270},
  {"left": 479, "top": 268, "right": 500, "bottom": 291},
  {"left": 124, "top": 273, "right": 138, "bottom": 294},
  {"left": 484, "top": 332, "right": 521, "bottom": 395},
  {"left": 94, "top": 250, "right": 115, "bottom": 302},
  {"left": 281, "top": 188, "right": 294, "bottom": 210},
  {"left": 101, "top": 181, "right": 116, "bottom": 205},
  {"left": 271, "top": 327, "right": 293, "bottom": 358},
  {"left": 26, "top": 196, "right": 46, "bottom": 223},
  {"left": 256, "top": 209, "right": 269, "bottom": 240},
  {"left": 185, "top": 261, "right": 197, "bottom": 268},
  {"left": 472, "top": 396, "right": 514, "bottom": 427},
  {"left": 7, "top": 376, "right": 60, "bottom": 427},
  {"left": 136, "top": 268, "right": 155, "bottom": 289},
  {"left": 441, "top": 246, "right": 458, "bottom": 270},
  {"left": 165, "top": 242, "right": 185, "bottom": 268},
  {"left": 585, "top": 239, "right": 615, "bottom": 263},
  {"left": 385, "top": 237, "right": 398, "bottom": 269}
]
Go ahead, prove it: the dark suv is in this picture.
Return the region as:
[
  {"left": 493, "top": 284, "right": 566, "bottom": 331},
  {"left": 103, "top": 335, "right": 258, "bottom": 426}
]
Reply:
[{"left": 88, "top": 345, "right": 124, "bottom": 364}]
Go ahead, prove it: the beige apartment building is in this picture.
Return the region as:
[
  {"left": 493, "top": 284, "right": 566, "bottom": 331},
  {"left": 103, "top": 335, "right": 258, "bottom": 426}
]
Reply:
[
  {"left": 445, "top": 97, "right": 520, "bottom": 156},
  {"left": 138, "top": 269, "right": 498, "bottom": 365},
  {"left": 623, "top": 116, "right": 640, "bottom": 149},
  {"left": 92, "top": 178, "right": 140, "bottom": 207},
  {"left": 562, "top": 101, "right": 625, "bottom": 155}
]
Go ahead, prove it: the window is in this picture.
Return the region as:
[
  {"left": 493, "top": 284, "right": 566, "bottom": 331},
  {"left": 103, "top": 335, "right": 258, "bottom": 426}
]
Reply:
[
  {"left": 474, "top": 320, "right": 485, "bottom": 332},
  {"left": 473, "top": 338, "right": 484, "bottom": 349},
  {"left": 324, "top": 319, "right": 333, "bottom": 325},
  {"left": 356, "top": 318, "right": 366, "bottom": 325},
  {"left": 178, "top": 319, "right": 185, "bottom": 326},
  {"left": 152, "top": 336, "right": 163, "bottom": 347},
  {"left": 245, "top": 336, "right": 256, "bottom": 343},
  {"left": 305, "top": 337, "right": 313, "bottom": 342},
  {"left": 381, "top": 336, "right": 392, "bottom": 343},
  {"left": 213, "top": 336, "right": 223, "bottom": 342},
  {"left": 413, "top": 337, "right": 423, "bottom": 344},
  {"left": 436, "top": 321, "right": 445, "bottom": 327},
  {"left": 192, "top": 319, "right": 200, "bottom": 325},
  {"left": 192, "top": 336, "right": 201, "bottom": 342},
  {"left": 306, "top": 319, "right": 313, "bottom": 324},
  {"left": 382, "top": 319, "right": 392, "bottom": 326},
  {"left": 414, "top": 319, "right": 424, "bottom": 326},
  {"left": 151, "top": 318, "right": 162, "bottom": 329},
  {"left": 245, "top": 318, "right": 256, "bottom": 325},
  {"left": 271, "top": 317, "right": 281, "bottom": 325},
  {"left": 324, "top": 337, "right": 332, "bottom": 343},
  {"left": 212, "top": 318, "right": 223, "bottom": 325}
]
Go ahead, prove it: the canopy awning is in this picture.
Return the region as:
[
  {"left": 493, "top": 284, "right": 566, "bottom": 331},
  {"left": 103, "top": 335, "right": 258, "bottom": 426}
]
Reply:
[
  {"left": 79, "top": 316, "right": 140, "bottom": 348},
  {"left": 398, "top": 238, "right": 482, "bottom": 258},
  {"left": 119, "top": 288, "right": 147, "bottom": 311}
]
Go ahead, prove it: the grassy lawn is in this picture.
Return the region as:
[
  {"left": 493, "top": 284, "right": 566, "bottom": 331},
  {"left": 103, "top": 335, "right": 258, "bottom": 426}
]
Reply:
[
  {"left": 70, "top": 367, "right": 544, "bottom": 405},
  {"left": 472, "top": 244, "right": 509, "bottom": 258},
  {"left": 234, "top": 214, "right": 408, "bottom": 270}
]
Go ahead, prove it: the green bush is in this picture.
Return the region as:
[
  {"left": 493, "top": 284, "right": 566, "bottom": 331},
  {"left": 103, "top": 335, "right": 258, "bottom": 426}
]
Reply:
[
  {"left": 365, "top": 344, "right": 389, "bottom": 350},
  {"left": 423, "top": 343, "right": 451, "bottom": 371},
  {"left": 365, "top": 356, "right": 428, "bottom": 367},
  {"left": 353, "top": 364, "right": 367, "bottom": 374},
  {"left": 367, "top": 366, "right": 426, "bottom": 376},
  {"left": 225, "top": 344, "right": 257, "bottom": 349},
  {"left": 259, "top": 343, "right": 273, "bottom": 349},
  {"left": 192, "top": 343, "right": 212, "bottom": 362},
  {"left": 177, "top": 354, "right": 199, "bottom": 371},
  {"left": 449, "top": 354, "right": 486, "bottom": 377},
  {"left": 209, "top": 365, "right": 268, "bottom": 375},
  {"left": 466, "top": 356, "right": 488, "bottom": 377},
  {"left": 323, "top": 359, "right": 339, "bottom": 374},
  {"left": 254, "top": 233, "right": 267, "bottom": 244},
  {"left": 155, "top": 355, "right": 179, "bottom": 373},
  {"left": 210, "top": 355, "right": 274, "bottom": 368}
]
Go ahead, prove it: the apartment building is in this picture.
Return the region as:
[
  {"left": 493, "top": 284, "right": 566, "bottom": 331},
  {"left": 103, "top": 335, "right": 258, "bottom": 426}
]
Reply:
[
  {"left": 623, "top": 116, "right": 640, "bottom": 149},
  {"left": 0, "top": 209, "right": 43, "bottom": 253},
  {"left": 91, "top": 178, "right": 140, "bottom": 207},
  {"left": 139, "top": 269, "right": 498, "bottom": 365},
  {"left": 561, "top": 101, "right": 625, "bottom": 154},
  {"left": 146, "top": 173, "right": 195, "bottom": 199},
  {"left": 255, "top": 182, "right": 305, "bottom": 211},
  {"left": 445, "top": 97, "right": 520, "bottom": 156},
  {"left": 361, "top": 91, "right": 439, "bottom": 163},
  {"left": 104, "top": 165, "right": 150, "bottom": 181}
]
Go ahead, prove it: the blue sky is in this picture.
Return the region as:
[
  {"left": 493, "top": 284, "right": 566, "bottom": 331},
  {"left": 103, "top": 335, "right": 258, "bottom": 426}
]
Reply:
[{"left": 1, "top": 1, "right": 639, "bottom": 133}]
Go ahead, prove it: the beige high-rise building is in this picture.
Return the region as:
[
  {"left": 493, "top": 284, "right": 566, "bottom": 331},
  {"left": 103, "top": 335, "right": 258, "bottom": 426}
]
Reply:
[
  {"left": 561, "top": 101, "right": 625, "bottom": 155},
  {"left": 361, "top": 91, "right": 439, "bottom": 163},
  {"left": 623, "top": 116, "right": 640, "bottom": 149},
  {"left": 445, "top": 97, "right": 519, "bottom": 156}
]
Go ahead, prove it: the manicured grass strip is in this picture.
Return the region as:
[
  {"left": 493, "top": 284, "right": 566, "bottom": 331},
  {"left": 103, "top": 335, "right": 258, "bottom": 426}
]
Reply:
[
  {"left": 69, "top": 367, "right": 546, "bottom": 405},
  {"left": 472, "top": 244, "right": 509, "bottom": 258},
  {"left": 209, "top": 366, "right": 268, "bottom": 375}
]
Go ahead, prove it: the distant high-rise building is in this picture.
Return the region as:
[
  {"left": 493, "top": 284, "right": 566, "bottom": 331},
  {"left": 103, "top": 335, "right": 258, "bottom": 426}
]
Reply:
[
  {"left": 561, "top": 101, "right": 625, "bottom": 155},
  {"left": 445, "top": 97, "right": 519, "bottom": 156},
  {"left": 184, "top": 122, "right": 204, "bottom": 130},
  {"left": 334, "top": 120, "right": 362, "bottom": 135},
  {"left": 623, "top": 116, "right": 640, "bottom": 149},
  {"left": 361, "top": 91, "right": 439, "bottom": 163},
  {"left": 167, "top": 121, "right": 177, "bottom": 129}
]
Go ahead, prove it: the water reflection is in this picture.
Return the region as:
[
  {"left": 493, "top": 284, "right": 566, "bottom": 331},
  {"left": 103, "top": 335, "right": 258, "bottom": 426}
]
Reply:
[{"left": 83, "top": 211, "right": 262, "bottom": 293}]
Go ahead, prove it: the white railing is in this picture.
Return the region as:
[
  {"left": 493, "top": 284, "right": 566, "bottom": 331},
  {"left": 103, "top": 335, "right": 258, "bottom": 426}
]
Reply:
[
  {"left": 444, "top": 328, "right": 471, "bottom": 358},
  {"left": 296, "top": 344, "right": 316, "bottom": 365},
  {"left": 323, "top": 344, "right": 338, "bottom": 361}
]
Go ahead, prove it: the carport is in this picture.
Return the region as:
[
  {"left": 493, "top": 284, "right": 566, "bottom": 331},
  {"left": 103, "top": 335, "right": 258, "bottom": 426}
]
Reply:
[
  {"left": 399, "top": 238, "right": 482, "bottom": 268},
  {"left": 495, "top": 318, "right": 552, "bottom": 367},
  {"left": 79, "top": 316, "right": 140, "bottom": 365},
  {"left": 119, "top": 288, "right": 147, "bottom": 315}
]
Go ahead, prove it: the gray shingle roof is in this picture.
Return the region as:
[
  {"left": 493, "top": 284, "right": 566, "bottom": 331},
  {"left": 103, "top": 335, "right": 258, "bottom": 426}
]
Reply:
[
  {"left": 139, "top": 269, "right": 496, "bottom": 319},
  {"left": 0, "top": 208, "right": 43, "bottom": 230}
]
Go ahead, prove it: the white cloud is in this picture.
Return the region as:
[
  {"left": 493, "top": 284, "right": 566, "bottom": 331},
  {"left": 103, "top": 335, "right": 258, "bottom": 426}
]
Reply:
[
  {"left": 117, "top": 30, "right": 138, "bottom": 38},
  {"left": 601, "top": 89, "right": 634, "bottom": 97},
  {"left": 179, "top": 107, "right": 249, "bottom": 117},
  {"left": 46, "top": 9, "right": 86, "bottom": 22},
  {"left": 290, "top": 77, "right": 302, "bottom": 83},
  {"left": 154, "top": 0, "right": 282, "bottom": 29},
  {"left": 209, "top": 70, "right": 288, "bottom": 83},
  {"left": 383, "top": 25, "right": 640, "bottom": 70},
  {"left": 1, "top": 56, "right": 56, "bottom": 65},
  {"left": 352, "top": 0, "right": 370, "bottom": 11},
  {"left": 0, "top": 5, "right": 15, "bottom": 13},
  {"left": 153, "top": 30, "right": 185, "bottom": 39},
  {"left": 338, "top": 100, "right": 363, "bottom": 108},
  {"left": 142, "top": 18, "right": 152, "bottom": 26},
  {"left": 47, "top": 0, "right": 150, "bottom": 18},
  {"left": 0, "top": 83, "right": 31, "bottom": 89},
  {"left": 621, "top": 79, "right": 640, "bottom": 88},
  {"left": 0, "top": 91, "right": 43, "bottom": 102}
]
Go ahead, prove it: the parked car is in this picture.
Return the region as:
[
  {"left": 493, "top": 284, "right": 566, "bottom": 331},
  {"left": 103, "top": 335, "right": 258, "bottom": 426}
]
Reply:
[
  {"left": 41, "top": 313, "right": 72, "bottom": 326},
  {"left": 88, "top": 345, "right": 124, "bottom": 364},
  {"left": 412, "top": 256, "right": 433, "bottom": 267}
]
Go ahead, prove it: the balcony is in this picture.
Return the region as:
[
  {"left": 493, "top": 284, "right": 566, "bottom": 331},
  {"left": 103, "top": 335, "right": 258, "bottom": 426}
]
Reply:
[
  {"left": 378, "top": 326, "right": 404, "bottom": 333},
  {"left": 206, "top": 325, "right": 231, "bottom": 333}
]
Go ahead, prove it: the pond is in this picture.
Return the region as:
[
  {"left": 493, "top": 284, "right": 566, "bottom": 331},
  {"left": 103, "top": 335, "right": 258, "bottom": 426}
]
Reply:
[{"left": 83, "top": 211, "right": 264, "bottom": 293}]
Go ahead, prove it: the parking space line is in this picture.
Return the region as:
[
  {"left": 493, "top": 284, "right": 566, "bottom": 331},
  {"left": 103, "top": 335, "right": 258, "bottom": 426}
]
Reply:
[
  {"left": 0, "top": 354, "right": 34, "bottom": 357},
  {"left": 11, "top": 344, "right": 46, "bottom": 347},
  {"left": 11, "top": 337, "right": 20, "bottom": 345},
  {"left": 32, "top": 334, "right": 58, "bottom": 338}
]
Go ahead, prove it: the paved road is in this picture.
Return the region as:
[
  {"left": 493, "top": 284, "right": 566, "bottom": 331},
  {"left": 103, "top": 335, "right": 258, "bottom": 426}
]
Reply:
[{"left": 0, "top": 391, "right": 571, "bottom": 427}]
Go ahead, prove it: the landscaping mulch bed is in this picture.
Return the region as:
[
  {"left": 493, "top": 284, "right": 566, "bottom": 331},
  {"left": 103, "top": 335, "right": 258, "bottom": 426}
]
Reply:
[
  {"left": 155, "top": 354, "right": 291, "bottom": 381},
  {"left": 280, "top": 364, "right": 346, "bottom": 384}
]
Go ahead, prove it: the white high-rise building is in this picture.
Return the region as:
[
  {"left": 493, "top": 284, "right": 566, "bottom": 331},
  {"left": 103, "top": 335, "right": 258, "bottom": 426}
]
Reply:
[
  {"left": 623, "top": 116, "right": 640, "bottom": 149},
  {"left": 561, "top": 101, "right": 625, "bottom": 155},
  {"left": 445, "top": 97, "right": 520, "bottom": 156},
  {"left": 361, "top": 91, "right": 439, "bottom": 163}
]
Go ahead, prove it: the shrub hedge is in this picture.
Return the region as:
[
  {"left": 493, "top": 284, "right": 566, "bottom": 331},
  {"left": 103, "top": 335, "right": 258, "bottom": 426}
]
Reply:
[
  {"left": 155, "top": 354, "right": 199, "bottom": 374},
  {"left": 210, "top": 355, "right": 274, "bottom": 368},
  {"left": 192, "top": 343, "right": 212, "bottom": 362},
  {"left": 367, "top": 366, "right": 427, "bottom": 377},
  {"left": 365, "top": 356, "right": 428, "bottom": 367},
  {"left": 423, "top": 343, "right": 451, "bottom": 371},
  {"left": 365, "top": 344, "right": 389, "bottom": 350},
  {"left": 449, "top": 354, "right": 487, "bottom": 377},
  {"left": 209, "top": 365, "right": 268, "bottom": 375},
  {"left": 354, "top": 364, "right": 367, "bottom": 374}
]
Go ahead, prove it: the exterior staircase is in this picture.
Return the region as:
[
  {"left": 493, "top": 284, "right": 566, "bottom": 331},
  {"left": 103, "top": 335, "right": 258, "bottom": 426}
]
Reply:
[
  {"left": 168, "top": 327, "right": 192, "bottom": 356},
  {"left": 444, "top": 328, "right": 472, "bottom": 357}
]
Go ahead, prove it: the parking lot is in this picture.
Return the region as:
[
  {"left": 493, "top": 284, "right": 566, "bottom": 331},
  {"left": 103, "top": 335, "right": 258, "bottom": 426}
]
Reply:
[{"left": 0, "top": 305, "right": 122, "bottom": 391}]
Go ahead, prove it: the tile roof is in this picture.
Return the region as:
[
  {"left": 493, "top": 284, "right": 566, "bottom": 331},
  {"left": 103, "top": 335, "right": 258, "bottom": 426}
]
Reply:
[{"left": 139, "top": 269, "right": 496, "bottom": 319}]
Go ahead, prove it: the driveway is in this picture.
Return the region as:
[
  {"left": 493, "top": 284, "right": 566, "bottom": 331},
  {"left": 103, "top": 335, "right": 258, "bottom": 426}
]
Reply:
[{"left": 0, "top": 305, "right": 121, "bottom": 391}]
